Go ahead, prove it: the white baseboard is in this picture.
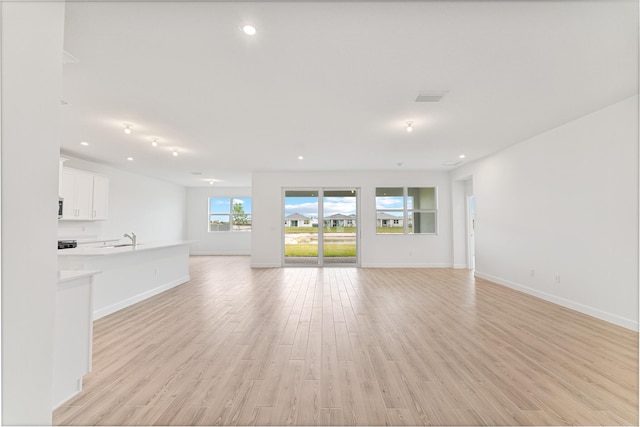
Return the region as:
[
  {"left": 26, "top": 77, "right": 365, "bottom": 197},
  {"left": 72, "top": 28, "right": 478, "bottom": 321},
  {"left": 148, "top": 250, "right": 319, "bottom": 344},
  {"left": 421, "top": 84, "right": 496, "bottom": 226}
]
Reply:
[
  {"left": 251, "top": 262, "right": 454, "bottom": 268},
  {"left": 360, "top": 263, "right": 453, "bottom": 268},
  {"left": 93, "top": 275, "right": 190, "bottom": 320},
  {"left": 453, "top": 263, "right": 469, "bottom": 269},
  {"left": 250, "top": 263, "right": 280, "bottom": 268},
  {"left": 190, "top": 251, "right": 250, "bottom": 256},
  {"left": 474, "top": 271, "right": 639, "bottom": 332},
  {"left": 53, "top": 390, "right": 81, "bottom": 410}
]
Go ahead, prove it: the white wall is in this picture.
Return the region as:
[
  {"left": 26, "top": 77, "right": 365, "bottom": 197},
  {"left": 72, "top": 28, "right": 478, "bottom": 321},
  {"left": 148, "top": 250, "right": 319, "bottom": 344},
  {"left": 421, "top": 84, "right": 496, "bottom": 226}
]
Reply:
[
  {"left": 1, "top": 2, "right": 65, "bottom": 423},
  {"left": 186, "top": 187, "right": 252, "bottom": 255},
  {"left": 251, "top": 171, "right": 452, "bottom": 267},
  {"left": 58, "top": 157, "right": 187, "bottom": 244},
  {"left": 451, "top": 95, "right": 639, "bottom": 330}
]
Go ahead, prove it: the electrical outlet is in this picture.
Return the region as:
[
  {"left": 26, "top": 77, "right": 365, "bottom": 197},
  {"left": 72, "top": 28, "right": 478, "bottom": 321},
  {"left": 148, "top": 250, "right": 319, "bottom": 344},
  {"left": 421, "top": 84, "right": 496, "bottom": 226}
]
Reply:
[
  {"left": 555, "top": 274, "right": 561, "bottom": 284},
  {"left": 530, "top": 269, "right": 535, "bottom": 277}
]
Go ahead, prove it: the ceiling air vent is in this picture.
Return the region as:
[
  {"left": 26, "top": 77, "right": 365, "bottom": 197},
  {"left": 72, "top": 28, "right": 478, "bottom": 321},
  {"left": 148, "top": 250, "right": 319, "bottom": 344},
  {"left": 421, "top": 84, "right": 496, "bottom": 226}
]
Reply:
[
  {"left": 415, "top": 91, "right": 447, "bottom": 103},
  {"left": 443, "top": 161, "right": 462, "bottom": 167}
]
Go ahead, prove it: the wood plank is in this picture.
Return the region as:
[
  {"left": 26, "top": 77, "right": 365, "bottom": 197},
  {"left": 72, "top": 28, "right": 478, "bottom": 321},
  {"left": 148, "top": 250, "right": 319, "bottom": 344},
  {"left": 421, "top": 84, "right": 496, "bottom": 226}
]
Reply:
[
  {"left": 53, "top": 256, "right": 639, "bottom": 426},
  {"left": 297, "top": 380, "right": 321, "bottom": 426}
]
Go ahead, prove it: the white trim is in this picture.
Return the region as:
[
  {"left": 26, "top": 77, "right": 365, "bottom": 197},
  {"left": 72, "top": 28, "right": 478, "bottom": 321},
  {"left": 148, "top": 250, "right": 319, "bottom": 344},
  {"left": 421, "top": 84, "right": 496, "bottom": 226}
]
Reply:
[
  {"left": 282, "top": 187, "right": 361, "bottom": 268},
  {"left": 360, "top": 263, "right": 453, "bottom": 268},
  {"left": 190, "top": 251, "right": 250, "bottom": 256},
  {"left": 52, "top": 385, "right": 82, "bottom": 410},
  {"left": 453, "top": 263, "right": 468, "bottom": 269},
  {"left": 250, "top": 263, "right": 280, "bottom": 268},
  {"left": 474, "top": 271, "right": 639, "bottom": 332},
  {"left": 93, "top": 275, "right": 190, "bottom": 320},
  {"left": 466, "top": 193, "right": 475, "bottom": 270}
]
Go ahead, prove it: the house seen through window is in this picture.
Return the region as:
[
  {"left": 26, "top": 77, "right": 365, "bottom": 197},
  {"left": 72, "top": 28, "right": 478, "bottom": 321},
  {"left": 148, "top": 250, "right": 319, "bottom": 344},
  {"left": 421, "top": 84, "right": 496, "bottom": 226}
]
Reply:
[
  {"left": 375, "top": 187, "right": 437, "bottom": 234},
  {"left": 209, "top": 197, "right": 252, "bottom": 232}
]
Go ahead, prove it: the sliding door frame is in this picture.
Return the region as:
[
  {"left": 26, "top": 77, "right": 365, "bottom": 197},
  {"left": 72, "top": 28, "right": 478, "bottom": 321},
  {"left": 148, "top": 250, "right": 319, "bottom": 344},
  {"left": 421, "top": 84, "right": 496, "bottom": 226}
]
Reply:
[{"left": 282, "top": 187, "right": 360, "bottom": 267}]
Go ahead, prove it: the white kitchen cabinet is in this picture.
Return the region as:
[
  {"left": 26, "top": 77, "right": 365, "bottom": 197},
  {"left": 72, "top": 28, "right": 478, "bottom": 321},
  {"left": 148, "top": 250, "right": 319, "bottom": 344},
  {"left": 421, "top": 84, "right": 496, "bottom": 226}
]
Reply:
[
  {"left": 92, "top": 175, "right": 109, "bottom": 220},
  {"left": 60, "top": 169, "right": 92, "bottom": 220},
  {"left": 59, "top": 167, "right": 109, "bottom": 221}
]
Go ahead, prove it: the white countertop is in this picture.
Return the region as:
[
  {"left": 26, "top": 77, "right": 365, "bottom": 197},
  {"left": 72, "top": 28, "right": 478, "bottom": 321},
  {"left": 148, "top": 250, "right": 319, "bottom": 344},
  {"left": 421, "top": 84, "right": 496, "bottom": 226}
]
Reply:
[
  {"left": 57, "top": 240, "right": 193, "bottom": 257},
  {"left": 57, "top": 270, "right": 101, "bottom": 283}
]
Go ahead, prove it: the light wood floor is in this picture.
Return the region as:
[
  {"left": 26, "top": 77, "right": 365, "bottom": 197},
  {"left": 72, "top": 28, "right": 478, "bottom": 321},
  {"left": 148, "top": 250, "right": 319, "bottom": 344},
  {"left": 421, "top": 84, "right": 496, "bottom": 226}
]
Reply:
[{"left": 54, "top": 256, "right": 638, "bottom": 426}]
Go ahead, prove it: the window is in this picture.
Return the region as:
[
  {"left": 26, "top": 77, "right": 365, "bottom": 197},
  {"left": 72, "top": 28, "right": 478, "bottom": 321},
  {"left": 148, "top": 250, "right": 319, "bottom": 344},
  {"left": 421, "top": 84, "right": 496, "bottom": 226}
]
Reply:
[
  {"left": 375, "top": 187, "right": 437, "bottom": 234},
  {"left": 209, "top": 197, "right": 252, "bottom": 232},
  {"left": 375, "top": 187, "right": 404, "bottom": 234},
  {"left": 407, "top": 187, "right": 437, "bottom": 234}
]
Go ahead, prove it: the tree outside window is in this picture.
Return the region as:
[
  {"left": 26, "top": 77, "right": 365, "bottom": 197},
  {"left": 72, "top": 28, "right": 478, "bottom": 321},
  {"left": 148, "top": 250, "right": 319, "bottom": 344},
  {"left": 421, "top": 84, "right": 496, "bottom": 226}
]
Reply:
[{"left": 209, "top": 197, "right": 252, "bottom": 232}]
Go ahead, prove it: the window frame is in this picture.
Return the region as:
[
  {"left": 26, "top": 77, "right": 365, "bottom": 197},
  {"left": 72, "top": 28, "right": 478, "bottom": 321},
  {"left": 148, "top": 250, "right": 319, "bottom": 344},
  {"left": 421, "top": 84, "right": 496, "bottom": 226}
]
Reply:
[
  {"left": 375, "top": 187, "right": 438, "bottom": 235},
  {"left": 208, "top": 197, "right": 252, "bottom": 232}
]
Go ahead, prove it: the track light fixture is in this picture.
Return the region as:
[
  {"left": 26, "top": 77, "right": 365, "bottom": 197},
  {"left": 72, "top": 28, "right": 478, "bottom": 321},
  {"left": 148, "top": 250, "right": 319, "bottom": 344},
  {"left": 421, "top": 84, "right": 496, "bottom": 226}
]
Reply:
[
  {"left": 406, "top": 121, "right": 413, "bottom": 133},
  {"left": 151, "top": 138, "right": 159, "bottom": 147},
  {"left": 123, "top": 123, "right": 133, "bottom": 134}
]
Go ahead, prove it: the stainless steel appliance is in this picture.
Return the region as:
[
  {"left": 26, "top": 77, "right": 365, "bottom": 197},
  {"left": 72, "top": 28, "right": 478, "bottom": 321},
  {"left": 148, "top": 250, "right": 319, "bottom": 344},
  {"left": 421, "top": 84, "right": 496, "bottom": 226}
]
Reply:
[{"left": 58, "top": 197, "right": 64, "bottom": 219}]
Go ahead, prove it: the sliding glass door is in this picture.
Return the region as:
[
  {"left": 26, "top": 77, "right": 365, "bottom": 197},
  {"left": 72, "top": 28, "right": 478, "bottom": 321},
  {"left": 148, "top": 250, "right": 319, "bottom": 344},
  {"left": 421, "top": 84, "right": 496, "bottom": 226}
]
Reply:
[
  {"left": 284, "top": 190, "right": 319, "bottom": 265},
  {"left": 283, "top": 188, "right": 358, "bottom": 266},
  {"left": 323, "top": 189, "right": 357, "bottom": 265}
]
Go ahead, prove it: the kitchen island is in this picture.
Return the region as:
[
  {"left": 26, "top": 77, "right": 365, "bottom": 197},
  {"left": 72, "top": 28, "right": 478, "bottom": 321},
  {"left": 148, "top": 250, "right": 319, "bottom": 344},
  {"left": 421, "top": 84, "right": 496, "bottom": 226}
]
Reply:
[
  {"left": 54, "top": 270, "right": 99, "bottom": 408},
  {"left": 58, "top": 241, "right": 191, "bottom": 319}
]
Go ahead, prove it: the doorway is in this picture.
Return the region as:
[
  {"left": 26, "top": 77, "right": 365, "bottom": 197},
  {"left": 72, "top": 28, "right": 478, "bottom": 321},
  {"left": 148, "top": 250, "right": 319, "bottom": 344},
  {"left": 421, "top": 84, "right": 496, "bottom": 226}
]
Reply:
[
  {"left": 467, "top": 194, "right": 475, "bottom": 270},
  {"left": 283, "top": 188, "right": 359, "bottom": 266}
]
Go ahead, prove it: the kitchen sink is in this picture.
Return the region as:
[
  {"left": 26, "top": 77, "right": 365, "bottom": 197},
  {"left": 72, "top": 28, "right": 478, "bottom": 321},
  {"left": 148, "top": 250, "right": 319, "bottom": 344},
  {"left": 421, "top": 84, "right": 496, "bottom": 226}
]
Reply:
[{"left": 99, "top": 243, "right": 143, "bottom": 249}]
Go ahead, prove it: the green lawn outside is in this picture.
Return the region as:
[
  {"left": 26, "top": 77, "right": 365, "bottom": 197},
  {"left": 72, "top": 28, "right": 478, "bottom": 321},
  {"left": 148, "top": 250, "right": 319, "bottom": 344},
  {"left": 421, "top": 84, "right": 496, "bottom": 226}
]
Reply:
[
  {"left": 285, "top": 244, "right": 356, "bottom": 257},
  {"left": 376, "top": 227, "right": 407, "bottom": 233},
  {"left": 285, "top": 226, "right": 410, "bottom": 234},
  {"left": 323, "top": 227, "right": 356, "bottom": 234},
  {"left": 285, "top": 227, "right": 357, "bottom": 234},
  {"left": 285, "top": 227, "right": 318, "bottom": 234}
]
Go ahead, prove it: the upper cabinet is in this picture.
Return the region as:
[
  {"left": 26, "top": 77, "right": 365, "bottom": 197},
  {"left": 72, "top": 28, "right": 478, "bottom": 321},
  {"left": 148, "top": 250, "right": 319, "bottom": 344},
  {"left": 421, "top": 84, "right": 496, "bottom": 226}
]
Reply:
[
  {"left": 92, "top": 175, "right": 109, "bottom": 220},
  {"left": 59, "top": 167, "right": 109, "bottom": 221}
]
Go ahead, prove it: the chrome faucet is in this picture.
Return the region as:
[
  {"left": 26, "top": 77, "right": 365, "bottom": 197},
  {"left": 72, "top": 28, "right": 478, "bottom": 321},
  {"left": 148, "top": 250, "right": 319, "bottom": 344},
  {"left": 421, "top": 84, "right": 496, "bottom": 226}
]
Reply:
[{"left": 124, "top": 232, "right": 137, "bottom": 246}]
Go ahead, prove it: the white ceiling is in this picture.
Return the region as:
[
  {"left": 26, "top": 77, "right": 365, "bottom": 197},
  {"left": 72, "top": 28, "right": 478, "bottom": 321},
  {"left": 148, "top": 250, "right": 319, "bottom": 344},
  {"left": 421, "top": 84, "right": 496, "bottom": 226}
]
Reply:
[{"left": 60, "top": 1, "right": 638, "bottom": 187}]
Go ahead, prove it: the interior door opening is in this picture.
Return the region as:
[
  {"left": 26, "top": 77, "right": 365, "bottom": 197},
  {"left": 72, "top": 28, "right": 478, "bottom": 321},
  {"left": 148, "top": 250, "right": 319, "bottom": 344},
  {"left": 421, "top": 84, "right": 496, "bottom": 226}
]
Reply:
[{"left": 467, "top": 194, "right": 475, "bottom": 270}]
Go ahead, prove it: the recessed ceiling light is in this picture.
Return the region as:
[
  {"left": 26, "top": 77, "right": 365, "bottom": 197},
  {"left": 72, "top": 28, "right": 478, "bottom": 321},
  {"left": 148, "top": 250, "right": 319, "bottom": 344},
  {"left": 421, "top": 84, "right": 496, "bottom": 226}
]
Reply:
[
  {"left": 459, "top": 154, "right": 466, "bottom": 159},
  {"left": 298, "top": 155, "right": 304, "bottom": 160},
  {"left": 242, "top": 24, "right": 257, "bottom": 36},
  {"left": 126, "top": 157, "right": 134, "bottom": 161},
  {"left": 151, "top": 138, "right": 159, "bottom": 147},
  {"left": 172, "top": 148, "right": 179, "bottom": 157},
  {"left": 123, "top": 123, "right": 133, "bottom": 134},
  {"left": 80, "top": 141, "right": 89, "bottom": 146}
]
